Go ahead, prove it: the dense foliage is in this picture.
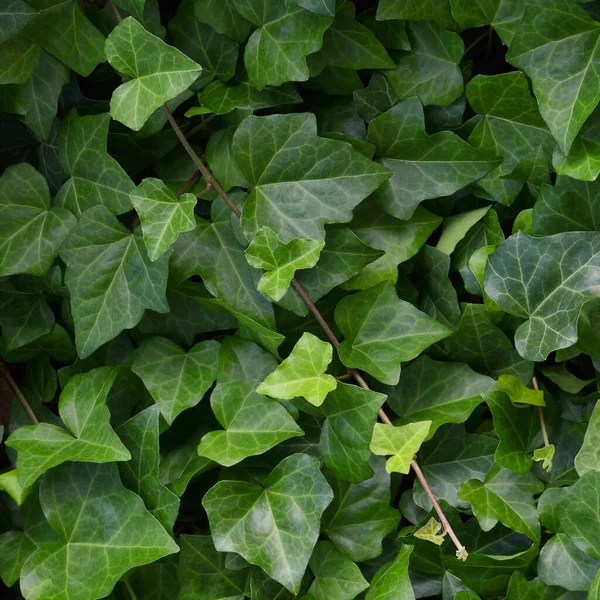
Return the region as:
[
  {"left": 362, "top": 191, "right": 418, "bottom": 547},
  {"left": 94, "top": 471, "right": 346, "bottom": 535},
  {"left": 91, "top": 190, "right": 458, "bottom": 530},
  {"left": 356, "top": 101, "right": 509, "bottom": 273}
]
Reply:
[{"left": 1, "top": 0, "right": 600, "bottom": 599}]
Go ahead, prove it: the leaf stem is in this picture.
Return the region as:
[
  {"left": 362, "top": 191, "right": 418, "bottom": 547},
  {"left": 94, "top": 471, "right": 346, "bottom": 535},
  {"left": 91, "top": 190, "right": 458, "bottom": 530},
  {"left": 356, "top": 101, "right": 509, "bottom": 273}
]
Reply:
[
  {"left": 176, "top": 170, "right": 201, "bottom": 197},
  {"left": 532, "top": 376, "right": 550, "bottom": 447},
  {"left": 111, "top": 3, "right": 124, "bottom": 23},
  {"left": 124, "top": 579, "right": 138, "bottom": 600},
  {"left": 0, "top": 361, "right": 39, "bottom": 425},
  {"left": 162, "top": 102, "right": 467, "bottom": 558}
]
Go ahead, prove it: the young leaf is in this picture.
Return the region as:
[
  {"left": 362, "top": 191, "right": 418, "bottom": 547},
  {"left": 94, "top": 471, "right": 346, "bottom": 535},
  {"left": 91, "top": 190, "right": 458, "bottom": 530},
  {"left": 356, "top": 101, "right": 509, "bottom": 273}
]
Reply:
[
  {"left": 202, "top": 454, "right": 333, "bottom": 593},
  {"left": 234, "top": 113, "right": 391, "bottom": 242},
  {"left": 335, "top": 281, "right": 452, "bottom": 385},
  {"left": 532, "top": 445, "right": 555, "bottom": 472},
  {"left": 197, "top": 380, "right": 304, "bottom": 466},
  {"left": 575, "top": 400, "right": 600, "bottom": 476},
  {"left": 257, "top": 332, "right": 337, "bottom": 406},
  {"left": 105, "top": 17, "right": 201, "bottom": 130},
  {"left": 60, "top": 206, "right": 170, "bottom": 359},
  {"left": 370, "top": 421, "right": 431, "bottom": 474},
  {"left": 497, "top": 375, "right": 545, "bottom": 407},
  {"left": 365, "top": 544, "right": 415, "bottom": 600},
  {"left": 414, "top": 518, "right": 445, "bottom": 546},
  {"left": 245, "top": 227, "right": 324, "bottom": 301},
  {"left": 132, "top": 337, "right": 219, "bottom": 425}
]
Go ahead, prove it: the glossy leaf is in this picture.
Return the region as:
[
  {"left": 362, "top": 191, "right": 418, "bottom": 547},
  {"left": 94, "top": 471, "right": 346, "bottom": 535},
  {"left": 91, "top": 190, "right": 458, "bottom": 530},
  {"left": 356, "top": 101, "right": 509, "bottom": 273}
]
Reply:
[
  {"left": 575, "top": 401, "right": 600, "bottom": 476},
  {"left": 498, "top": 375, "right": 545, "bottom": 407},
  {"left": 370, "top": 422, "right": 430, "bottom": 474},
  {"left": 450, "top": 0, "right": 525, "bottom": 44},
  {"left": 365, "top": 544, "right": 415, "bottom": 600}
]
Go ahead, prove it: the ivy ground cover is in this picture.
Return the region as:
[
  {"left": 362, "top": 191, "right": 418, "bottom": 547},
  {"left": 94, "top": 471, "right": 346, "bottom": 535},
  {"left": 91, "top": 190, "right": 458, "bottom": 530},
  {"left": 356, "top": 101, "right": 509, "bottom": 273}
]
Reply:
[{"left": 2, "top": 0, "right": 600, "bottom": 599}]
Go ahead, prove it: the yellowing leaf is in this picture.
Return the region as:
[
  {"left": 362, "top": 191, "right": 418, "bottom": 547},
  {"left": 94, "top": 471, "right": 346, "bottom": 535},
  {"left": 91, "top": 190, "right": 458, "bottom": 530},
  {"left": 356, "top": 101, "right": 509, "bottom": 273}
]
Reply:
[
  {"left": 414, "top": 517, "right": 445, "bottom": 546},
  {"left": 370, "top": 421, "right": 431, "bottom": 474}
]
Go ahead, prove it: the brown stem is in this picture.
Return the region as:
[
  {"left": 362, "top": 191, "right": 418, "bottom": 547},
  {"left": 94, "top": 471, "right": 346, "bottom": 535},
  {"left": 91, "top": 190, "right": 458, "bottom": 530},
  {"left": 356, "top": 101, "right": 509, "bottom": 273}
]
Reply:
[
  {"left": 163, "top": 102, "right": 466, "bottom": 557},
  {"left": 196, "top": 183, "right": 212, "bottom": 198},
  {"left": 0, "top": 362, "right": 39, "bottom": 425},
  {"left": 532, "top": 376, "right": 550, "bottom": 447},
  {"left": 176, "top": 170, "right": 201, "bottom": 198},
  {"left": 111, "top": 3, "right": 123, "bottom": 23}
]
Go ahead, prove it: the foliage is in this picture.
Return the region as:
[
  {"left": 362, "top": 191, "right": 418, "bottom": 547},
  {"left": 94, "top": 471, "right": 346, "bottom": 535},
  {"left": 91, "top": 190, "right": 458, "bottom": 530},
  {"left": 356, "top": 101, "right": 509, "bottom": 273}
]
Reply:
[{"left": 1, "top": 1, "right": 600, "bottom": 599}]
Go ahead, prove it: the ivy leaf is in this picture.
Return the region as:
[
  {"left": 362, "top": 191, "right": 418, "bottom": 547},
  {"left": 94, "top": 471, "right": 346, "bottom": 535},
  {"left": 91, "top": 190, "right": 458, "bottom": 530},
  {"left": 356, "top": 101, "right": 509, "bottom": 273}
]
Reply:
[
  {"left": 60, "top": 206, "right": 170, "bottom": 359},
  {"left": 192, "top": 0, "right": 251, "bottom": 43},
  {"left": 323, "top": 457, "right": 400, "bottom": 562},
  {"left": 387, "top": 355, "right": 497, "bottom": 438},
  {"left": 203, "top": 454, "right": 333, "bottom": 593},
  {"left": 234, "top": 113, "right": 391, "bottom": 242},
  {"left": 257, "top": 332, "right": 337, "bottom": 406},
  {"left": 302, "top": 540, "right": 368, "bottom": 600},
  {"left": 291, "top": 0, "right": 335, "bottom": 16},
  {"left": 6, "top": 367, "right": 130, "bottom": 487},
  {"left": 532, "top": 445, "right": 555, "bottom": 472},
  {"left": 386, "top": 21, "right": 463, "bottom": 107},
  {"left": 320, "top": 382, "right": 387, "bottom": 483},
  {"left": 370, "top": 422, "right": 431, "bottom": 474},
  {"left": 414, "top": 518, "right": 446, "bottom": 546},
  {"left": 0, "top": 34, "right": 40, "bottom": 85},
  {"left": 0, "top": 1, "right": 38, "bottom": 44},
  {"left": 365, "top": 544, "right": 415, "bottom": 600},
  {"left": 105, "top": 17, "right": 201, "bottom": 131},
  {"left": 0, "top": 163, "right": 75, "bottom": 277},
  {"left": 507, "top": 0, "right": 600, "bottom": 153},
  {"left": 131, "top": 337, "right": 219, "bottom": 425},
  {"left": 245, "top": 227, "right": 324, "bottom": 302},
  {"left": 206, "top": 129, "right": 249, "bottom": 191},
  {"left": 178, "top": 535, "right": 249, "bottom": 600},
  {"left": 197, "top": 380, "right": 304, "bottom": 466},
  {"left": 116, "top": 405, "right": 180, "bottom": 532},
  {"left": 575, "top": 400, "right": 600, "bottom": 476},
  {"left": 54, "top": 112, "right": 135, "bottom": 217},
  {"left": 217, "top": 337, "right": 279, "bottom": 384},
  {"left": 497, "top": 375, "right": 545, "bottom": 407},
  {"left": 484, "top": 231, "right": 600, "bottom": 361},
  {"left": 458, "top": 465, "right": 544, "bottom": 543},
  {"left": 20, "top": 462, "right": 179, "bottom": 600},
  {"left": 335, "top": 281, "right": 452, "bottom": 385},
  {"left": 353, "top": 72, "right": 398, "bottom": 123},
  {"left": 130, "top": 178, "right": 196, "bottom": 261},
  {"left": 377, "top": 0, "right": 455, "bottom": 27},
  {"left": 504, "top": 572, "right": 565, "bottom": 600},
  {"left": 230, "top": 0, "right": 332, "bottom": 89},
  {"left": 368, "top": 98, "right": 499, "bottom": 220}
]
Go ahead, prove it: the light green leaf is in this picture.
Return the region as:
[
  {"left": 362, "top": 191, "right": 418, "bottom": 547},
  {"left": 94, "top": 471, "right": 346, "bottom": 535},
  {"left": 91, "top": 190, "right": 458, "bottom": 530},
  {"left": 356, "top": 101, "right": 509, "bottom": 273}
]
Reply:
[
  {"left": 323, "top": 457, "right": 399, "bottom": 562},
  {"left": 368, "top": 98, "right": 498, "bottom": 220},
  {"left": 0, "top": 0, "right": 38, "bottom": 44},
  {"left": 0, "top": 163, "right": 75, "bottom": 277},
  {"left": 116, "top": 405, "right": 180, "bottom": 532},
  {"left": 0, "top": 469, "right": 31, "bottom": 505},
  {"left": 498, "top": 375, "right": 545, "bottom": 407},
  {"left": 320, "top": 382, "right": 387, "bottom": 483},
  {"left": 105, "top": 17, "right": 201, "bottom": 131},
  {"left": 20, "top": 462, "right": 179, "bottom": 600},
  {"left": 302, "top": 540, "right": 369, "bottom": 600},
  {"left": 365, "top": 544, "right": 415, "bottom": 600},
  {"left": 257, "top": 332, "right": 337, "bottom": 406},
  {"left": 234, "top": 113, "right": 391, "bottom": 242},
  {"left": 575, "top": 401, "right": 600, "bottom": 476},
  {"left": 436, "top": 206, "right": 492, "bottom": 256},
  {"left": 0, "top": 33, "right": 40, "bottom": 84},
  {"left": 130, "top": 178, "right": 196, "bottom": 261},
  {"left": 414, "top": 518, "right": 445, "bottom": 546},
  {"left": 387, "top": 355, "right": 496, "bottom": 438},
  {"left": 335, "top": 281, "right": 452, "bottom": 385},
  {"left": 132, "top": 337, "right": 219, "bottom": 425},
  {"left": 230, "top": 0, "right": 332, "bottom": 89},
  {"left": 507, "top": 0, "right": 600, "bottom": 154},
  {"left": 386, "top": 21, "right": 463, "bottom": 107},
  {"left": 198, "top": 380, "right": 303, "bottom": 466},
  {"left": 589, "top": 569, "right": 600, "bottom": 600},
  {"left": 55, "top": 111, "right": 135, "bottom": 217},
  {"left": 377, "top": 0, "right": 455, "bottom": 28},
  {"left": 60, "top": 206, "right": 170, "bottom": 359},
  {"left": 533, "top": 445, "right": 555, "bottom": 472},
  {"left": 178, "top": 535, "right": 249, "bottom": 600},
  {"left": 484, "top": 231, "right": 600, "bottom": 361},
  {"left": 370, "top": 421, "right": 431, "bottom": 474},
  {"left": 6, "top": 367, "right": 130, "bottom": 487},
  {"left": 458, "top": 465, "right": 544, "bottom": 542},
  {"left": 203, "top": 454, "right": 333, "bottom": 593}
]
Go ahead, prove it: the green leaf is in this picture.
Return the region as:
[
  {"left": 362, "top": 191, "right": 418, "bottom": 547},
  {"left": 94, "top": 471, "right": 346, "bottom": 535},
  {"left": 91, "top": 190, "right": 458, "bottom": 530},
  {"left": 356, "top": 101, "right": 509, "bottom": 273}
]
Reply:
[
  {"left": 257, "top": 332, "right": 337, "bottom": 406},
  {"left": 507, "top": 0, "right": 600, "bottom": 153},
  {"left": 365, "top": 544, "right": 415, "bottom": 600},
  {"left": 458, "top": 465, "right": 544, "bottom": 543},
  {"left": 368, "top": 99, "right": 499, "bottom": 220},
  {"left": 386, "top": 21, "right": 463, "bottom": 107},
  {"left": 230, "top": 0, "right": 332, "bottom": 89},
  {"left": 0, "top": 34, "right": 40, "bottom": 85},
  {"left": 198, "top": 380, "right": 304, "bottom": 466},
  {"left": 203, "top": 454, "right": 333, "bottom": 593},
  {"left": 377, "top": 0, "right": 456, "bottom": 28},
  {"left": 105, "top": 17, "right": 201, "bottom": 131},
  {"left": 116, "top": 406, "right": 180, "bottom": 532},
  {"left": 370, "top": 421, "right": 431, "bottom": 474},
  {"left": 575, "top": 400, "right": 600, "bottom": 476},
  {"left": 353, "top": 72, "right": 398, "bottom": 123},
  {"left": 130, "top": 178, "right": 196, "bottom": 261},
  {"left": 0, "top": 0, "right": 38, "bottom": 44},
  {"left": 387, "top": 355, "right": 496, "bottom": 438},
  {"left": 191, "top": 0, "right": 251, "bottom": 43},
  {"left": 504, "top": 572, "right": 566, "bottom": 600},
  {"left": 320, "top": 382, "right": 387, "bottom": 483},
  {"left": 414, "top": 518, "right": 445, "bottom": 546},
  {"left": 245, "top": 227, "right": 324, "bottom": 301},
  {"left": 497, "top": 375, "right": 545, "bottom": 407},
  {"left": 335, "top": 281, "right": 452, "bottom": 385},
  {"left": 131, "top": 337, "right": 219, "bottom": 425},
  {"left": 532, "top": 445, "right": 555, "bottom": 472},
  {"left": 302, "top": 540, "right": 369, "bottom": 600},
  {"left": 291, "top": 0, "right": 335, "bottom": 16},
  {"left": 217, "top": 336, "right": 279, "bottom": 384},
  {"left": 178, "top": 535, "right": 249, "bottom": 600},
  {"left": 55, "top": 112, "right": 135, "bottom": 217},
  {"left": 450, "top": 0, "right": 525, "bottom": 44},
  {"left": 484, "top": 231, "right": 600, "bottom": 361},
  {"left": 235, "top": 113, "right": 391, "bottom": 242},
  {"left": 20, "top": 462, "right": 179, "bottom": 600},
  {"left": 0, "top": 163, "right": 76, "bottom": 277},
  {"left": 60, "top": 206, "right": 170, "bottom": 359},
  {"left": 6, "top": 367, "right": 130, "bottom": 487},
  {"left": 323, "top": 457, "right": 399, "bottom": 562},
  {"left": 206, "top": 129, "right": 249, "bottom": 191},
  {"left": 0, "top": 469, "right": 31, "bottom": 505}
]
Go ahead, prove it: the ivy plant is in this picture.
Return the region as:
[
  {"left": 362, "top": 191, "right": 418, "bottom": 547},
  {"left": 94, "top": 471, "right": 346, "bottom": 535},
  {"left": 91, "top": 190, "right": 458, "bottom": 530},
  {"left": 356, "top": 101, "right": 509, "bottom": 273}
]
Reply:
[{"left": 1, "top": 1, "right": 600, "bottom": 599}]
